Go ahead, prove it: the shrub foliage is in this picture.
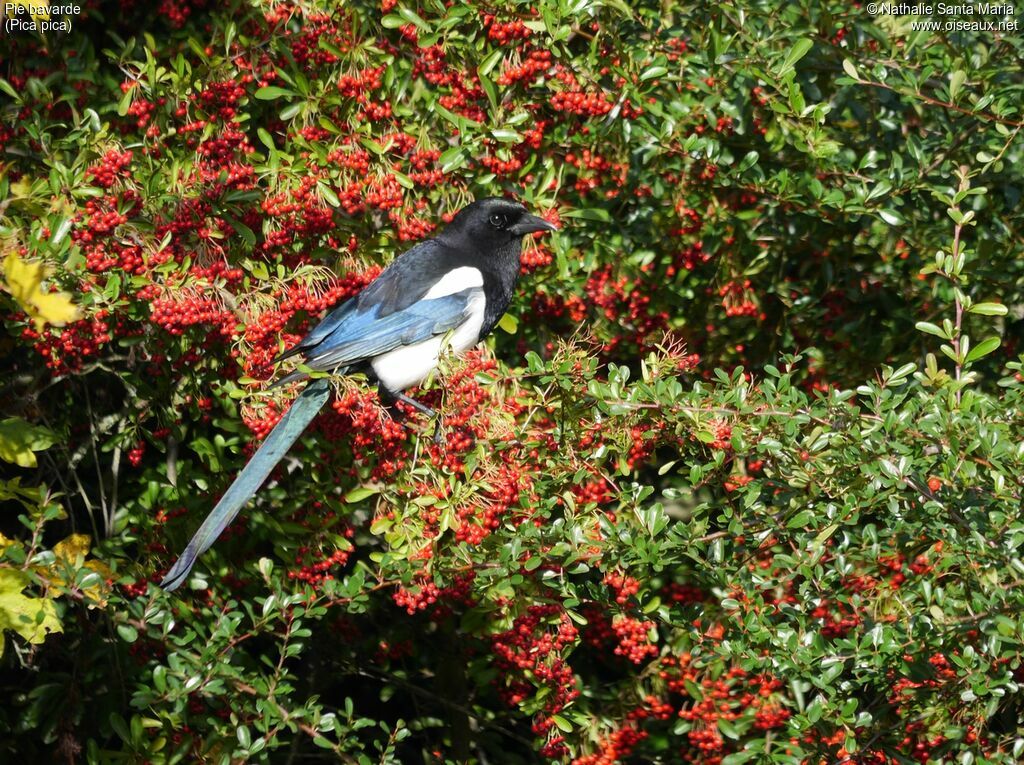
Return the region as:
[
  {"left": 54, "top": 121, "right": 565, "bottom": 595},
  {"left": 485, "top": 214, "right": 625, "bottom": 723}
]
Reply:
[{"left": 1, "top": 0, "right": 1023, "bottom": 763}]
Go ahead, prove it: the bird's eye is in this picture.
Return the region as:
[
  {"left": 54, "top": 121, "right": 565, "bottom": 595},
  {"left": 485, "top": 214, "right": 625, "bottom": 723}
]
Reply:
[{"left": 489, "top": 213, "right": 508, "bottom": 228}]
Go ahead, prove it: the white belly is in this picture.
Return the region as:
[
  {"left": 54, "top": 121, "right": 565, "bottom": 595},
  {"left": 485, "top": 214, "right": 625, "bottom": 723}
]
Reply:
[{"left": 371, "top": 281, "right": 486, "bottom": 393}]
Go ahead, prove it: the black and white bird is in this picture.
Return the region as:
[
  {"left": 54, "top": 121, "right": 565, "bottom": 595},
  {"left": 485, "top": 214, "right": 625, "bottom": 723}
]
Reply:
[
  {"left": 273, "top": 197, "right": 557, "bottom": 412},
  {"left": 160, "top": 197, "right": 557, "bottom": 590}
]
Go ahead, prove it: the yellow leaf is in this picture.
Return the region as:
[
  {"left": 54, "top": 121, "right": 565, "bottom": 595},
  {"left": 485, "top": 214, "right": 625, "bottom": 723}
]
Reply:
[
  {"left": 0, "top": 567, "right": 61, "bottom": 657},
  {"left": 497, "top": 313, "right": 519, "bottom": 334},
  {"left": 0, "top": 533, "right": 18, "bottom": 555},
  {"left": 84, "top": 559, "right": 114, "bottom": 581},
  {"left": 9, "top": 178, "right": 35, "bottom": 197},
  {"left": 0, "top": 417, "right": 56, "bottom": 467},
  {"left": 1, "top": 251, "right": 79, "bottom": 331},
  {"left": 53, "top": 534, "right": 92, "bottom": 566},
  {"left": 47, "top": 535, "right": 111, "bottom": 606},
  {"left": 31, "top": 290, "right": 81, "bottom": 327},
  {"left": 81, "top": 560, "right": 114, "bottom": 605}
]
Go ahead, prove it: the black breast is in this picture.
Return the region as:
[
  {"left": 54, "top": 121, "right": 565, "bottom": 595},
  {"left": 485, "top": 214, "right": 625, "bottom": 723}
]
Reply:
[{"left": 477, "top": 239, "right": 523, "bottom": 340}]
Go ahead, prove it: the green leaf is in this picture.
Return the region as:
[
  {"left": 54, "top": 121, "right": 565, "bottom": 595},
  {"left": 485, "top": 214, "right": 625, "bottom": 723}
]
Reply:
[
  {"left": 254, "top": 86, "right": 294, "bottom": 100},
  {"left": 398, "top": 6, "right": 431, "bottom": 32},
  {"left": 968, "top": 302, "right": 1008, "bottom": 316},
  {"left": 717, "top": 715, "right": 740, "bottom": 739},
  {"left": 736, "top": 151, "right": 759, "bottom": 173},
  {"left": 887, "top": 362, "right": 917, "bottom": 383},
  {"left": 915, "top": 321, "right": 948, "bottom": 339},
  {"left": 550, "top": 714, "right": 573, "bottom": 732},
  {"left": 50, "top": 216, "right": 72, "bottom": 246},
  {"left": 116, "top": 87, "right": 134, "bottom": 117},
  {"left": 561, "top": 208, "right": 611, "bottom": 222},
  {"left": 788, "top": 82, "right": 805, "bottom": 113},
  {"left": 345, "top": 487, "right": 380, "bottom": 503},
  {"left": 257, "top": 128, "right": 276, "bottom": 151},
  {"left": 478, "top": 48, "right": 505, "bottom": 77},
  {"left": 640, "top": 65, "right": 668, "bottom": 81},
  {"left": 225, "top": 217, "right": 256, "bottom": 248},
  {"left": 279, "top": 103, "right": 302, "bottom": 120},
  {"left": 393, "top": 170, "right": 414, "bottom": 190},
  {"left": 949, "top": 70, "right": 966, "bottom": 100},
  {"left": 0, "top": 79, "right": 20, "bottom": 102},
  {"left": 786, "top": 510, "right": 814, "bottom": 529},
  {"left": 318, "top": 182, "right": 340, "bottom": 208},
  {"left": 965, "top": 336, "right": 1000, "bottom": 362},
  {"left": 782, "top": 38, "right": 813, "bottom": 72},
  {"left": 491, "top": 129, "right": 523, "bottom": 143},
  {"left": 878, "top": 209, "right": 904, "bottom": 225},
  {"left": 439, "top": 146, "right": 467, "bottom": 173}
]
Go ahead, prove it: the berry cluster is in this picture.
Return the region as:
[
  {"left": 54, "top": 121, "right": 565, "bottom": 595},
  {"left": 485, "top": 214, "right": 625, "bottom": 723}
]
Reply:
[
  {"left": 550, "top": 90, "right": 614, "bottom": 117},
  {"left": 481, "top": 14, "right": 533, "bottom": 44},
  {"left": 571, "top": 725, "right": 647, "bottom": 765},
  {"left": 288, "top": 529, "right": 354, "bottom": 587},
  {"left": 491, "top": 605, "right": 581, "bottom": 758},
  {"left": 21, "top": 315, "right": 113, "bottom": 375},
  {"left": 585, "top": 266, "right": 670, "bottom": 355},
  {"left": 611, "top": 615, "right": 657, "bottom": 664},
  {"left": 717, "top": 279, "right": 762, "bottom": 319},
  {"left": 392, "top": 576, "right": 441, "bottom": 614},
  {"left": 497, "top": 49, "right": 552, "bottom": 86},
  {"left": 86, "top": 149, "right": 133, "bottom": 188}
]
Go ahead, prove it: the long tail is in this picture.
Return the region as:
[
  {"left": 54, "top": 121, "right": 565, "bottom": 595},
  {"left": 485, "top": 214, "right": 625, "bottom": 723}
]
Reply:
[{"left": 160, "top": 378, "right": 332, "bottom": 591}]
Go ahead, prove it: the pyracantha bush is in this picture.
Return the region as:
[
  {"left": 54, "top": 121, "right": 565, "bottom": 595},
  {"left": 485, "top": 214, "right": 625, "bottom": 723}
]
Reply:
[{"left": 1, "top": 0, "right": 1023, "bottom": 763}]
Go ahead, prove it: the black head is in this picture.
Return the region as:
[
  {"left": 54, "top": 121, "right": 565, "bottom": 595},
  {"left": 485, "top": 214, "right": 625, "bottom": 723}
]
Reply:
[{"left": 439, "top": 197, "right": 558, "bottom": 249}]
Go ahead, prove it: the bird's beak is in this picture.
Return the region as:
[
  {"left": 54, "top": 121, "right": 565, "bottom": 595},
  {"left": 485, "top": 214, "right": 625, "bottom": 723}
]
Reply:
[{"left": 511, "top": 214, "right": 559, "bottom": 236}]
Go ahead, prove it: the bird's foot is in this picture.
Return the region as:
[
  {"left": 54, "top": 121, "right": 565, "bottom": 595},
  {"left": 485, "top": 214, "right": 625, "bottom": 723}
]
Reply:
[
  {"left": 396, "top": 417, "right": 444, "bottom": 445},
  {"left": 383, "top": 388, "right": 444, "bottom": 446}
]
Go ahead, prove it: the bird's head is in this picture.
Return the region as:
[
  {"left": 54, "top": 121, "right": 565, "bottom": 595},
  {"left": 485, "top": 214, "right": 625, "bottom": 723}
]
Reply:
[{"left": 441, "top": 197, "right": 558, "bottom": 247}]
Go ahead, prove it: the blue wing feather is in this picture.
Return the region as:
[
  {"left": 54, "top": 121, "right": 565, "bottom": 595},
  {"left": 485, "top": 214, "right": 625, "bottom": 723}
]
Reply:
[
  {"left": 294, "top": 299, "right": 358, "bottom": 349},
  {"left": 302, "top": 289, "right": 476, "bottom": 372},
  {"left": 274, "top": 239, "right": 456, "bottom": 363}
]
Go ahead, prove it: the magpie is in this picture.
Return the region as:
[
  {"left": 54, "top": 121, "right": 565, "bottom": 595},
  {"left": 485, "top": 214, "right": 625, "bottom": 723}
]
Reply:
[{"left": 160, "top": 198, "right": 557, "bottom": 591}]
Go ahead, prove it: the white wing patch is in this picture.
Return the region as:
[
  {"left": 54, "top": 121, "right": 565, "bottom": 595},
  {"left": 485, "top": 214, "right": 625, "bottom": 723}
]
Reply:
[
  {"left": 371, "top": 287, "right": 487, "bottom": 393},
  {"left": 422, "top": 267, "right": 484, "bottom": 299}
]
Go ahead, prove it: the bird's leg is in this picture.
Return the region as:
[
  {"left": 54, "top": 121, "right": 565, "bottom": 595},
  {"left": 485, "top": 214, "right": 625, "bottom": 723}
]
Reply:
[
  {"left": 394, "top": 392, "right": 444, "bottom": 445},
  {"left": 379, "top": 384, "right": 443, "bottom": 444},
  {"left": 392, "top": 391, "right": 437, "bottom": 419}
]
